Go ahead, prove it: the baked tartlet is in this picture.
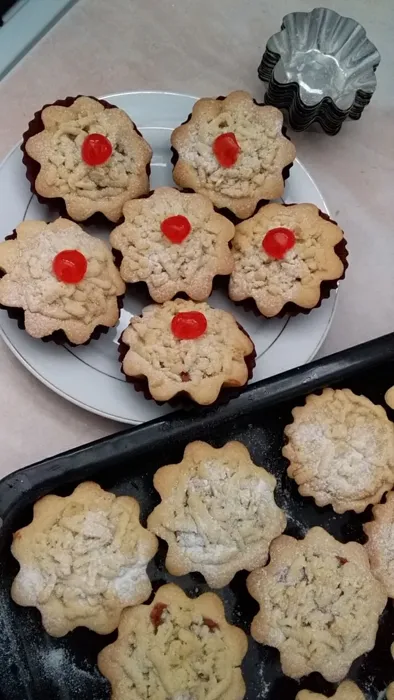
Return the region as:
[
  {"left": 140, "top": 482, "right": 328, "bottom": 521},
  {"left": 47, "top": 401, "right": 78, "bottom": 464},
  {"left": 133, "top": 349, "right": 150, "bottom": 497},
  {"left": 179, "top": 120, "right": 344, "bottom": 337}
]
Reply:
[
  {"left": 171, "top": 90, "right": 296, "bottom": 219},
  {"left": 119, "top": 298, "right": 255, "bottom": 405},
  {"left": 364, "top": 492, "right": 394, "bottom": 597},
  {"left": 110, "top": 187, "right": 234, "bottom": 302},
  {"left": 98, "top": 583, "right": 248, "bottom": 700},
  {"left": 247, "top": 527, "right": 387, "bottom": 682},
  {"left": 22, "top": 95, "right": 152, "bottom": 222},
  {"left": 0, "top": 218, "right": 126, "bottom": 345},
  {"left": 229, "top": 203, "right": 347, "bottom": 317},
  {"left": 147, "top": 440, "right": 286, "bottom": 588},
  {"left": 296, "top": 682, "right": 365, "bottom": 700},
  {"left": 283, "top": 388, "right": 394, "bottom": 513},
  {"left": 11, "top": 482, "right": 158, "bottom": 637}
]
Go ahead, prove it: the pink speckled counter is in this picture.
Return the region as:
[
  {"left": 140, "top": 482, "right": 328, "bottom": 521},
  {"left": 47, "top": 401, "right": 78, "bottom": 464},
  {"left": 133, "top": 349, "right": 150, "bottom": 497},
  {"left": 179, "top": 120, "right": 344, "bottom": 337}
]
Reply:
[{"left": 0, "top": 0, "right": 393, "bottom": 474}]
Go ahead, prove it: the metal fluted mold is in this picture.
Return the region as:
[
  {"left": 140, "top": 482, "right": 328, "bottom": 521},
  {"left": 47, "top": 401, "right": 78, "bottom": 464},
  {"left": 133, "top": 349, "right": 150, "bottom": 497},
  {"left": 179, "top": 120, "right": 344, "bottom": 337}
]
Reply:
[{"left": 258, "top": 7, "right": 381, "bottom": 134}]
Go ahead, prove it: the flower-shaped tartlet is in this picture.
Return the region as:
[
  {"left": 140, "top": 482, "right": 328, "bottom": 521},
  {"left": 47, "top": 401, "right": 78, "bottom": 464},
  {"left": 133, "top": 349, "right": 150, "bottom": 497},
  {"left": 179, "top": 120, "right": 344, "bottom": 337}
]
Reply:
[
  {"left": 110, "top": 187, "right": 234, "bottom": 302},
  {"left": 247, "top": 527, "right": 387, "bottom": 682},
  {"left": 147, "top": 440, "right": 286, "bottom": 588},
  {"left": 119, "top": 298, "right": 255, "bottom": 405},
  {"left": 22, "top": 96, "right": 152, "bottom": 222},
  {"left": 11, "top": 482, "right": 158, "bottom": 637},
  {"left": 283, "top": 388, "right": 394, "bottom": 513},
  {"left": 296, "top": 682, "right": 365, "bottom": 700},
  {"left": 0, "top": 218, "right": 126, "bottom": 345},
  {"left": 98, "top": 583, "right": 248, "bottom": 700},
  {"left": 364, "top": 492, "right": 394, "bottom": 598},
  {"left": 229, "top": 203, "right": 347, "bottom": 317},
  {"left": 171, "top": 90, "right": 295, "bottom": 219}
]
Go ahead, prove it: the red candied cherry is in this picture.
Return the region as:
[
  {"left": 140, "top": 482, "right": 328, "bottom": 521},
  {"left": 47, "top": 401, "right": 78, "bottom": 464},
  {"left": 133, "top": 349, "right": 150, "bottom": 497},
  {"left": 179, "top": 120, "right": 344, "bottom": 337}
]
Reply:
[
  {"left": 81, "top": 133, "right": 113, "bottom": 166},
  {"left": 262, "top": 227, "right": 296, "bottom": 260},
  {"left": 161, "top": 215, "right": 192, "bottom": 244},
  {"left": 52, "top": 249, "right": 88, "bottom": 284},
  {"left": 212, "top": 132, "right": 241, "bottom": 167},
  {"left": 171, "top": 311, "right": 207, "bottom": 340}
]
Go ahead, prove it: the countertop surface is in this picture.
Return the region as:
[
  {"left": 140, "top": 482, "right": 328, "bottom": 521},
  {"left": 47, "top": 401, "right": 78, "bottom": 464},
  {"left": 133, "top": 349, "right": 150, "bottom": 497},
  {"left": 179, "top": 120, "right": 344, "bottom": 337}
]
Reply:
[{"left": 0, "top": 0, "right": 393, "bottom": 474}]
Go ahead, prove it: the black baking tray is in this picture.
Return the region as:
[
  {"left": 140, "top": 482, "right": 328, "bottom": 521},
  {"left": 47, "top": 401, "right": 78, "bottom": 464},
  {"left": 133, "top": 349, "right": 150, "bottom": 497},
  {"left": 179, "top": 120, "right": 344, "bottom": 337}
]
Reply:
[{"left": 2, "top": 332, "right": 394, "bottom": 700}]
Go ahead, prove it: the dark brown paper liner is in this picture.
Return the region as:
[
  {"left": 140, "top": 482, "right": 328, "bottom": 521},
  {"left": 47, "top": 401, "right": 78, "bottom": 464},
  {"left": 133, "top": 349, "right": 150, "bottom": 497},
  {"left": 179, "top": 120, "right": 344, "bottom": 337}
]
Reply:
[
  {"left": 118, "top": 323, "right": 256, "bottom": 409},
  {"left": 21, "top": 95, "right": 151, "bottom": 226},
  {"left": 0, "top": 231, "right": 124, "bottom": 347},
  {"left": 228, "top": 207, "right": 349, "bottom": 319},
  {"left": 170, "top": 95, "right": 295, "bottom": 225}
]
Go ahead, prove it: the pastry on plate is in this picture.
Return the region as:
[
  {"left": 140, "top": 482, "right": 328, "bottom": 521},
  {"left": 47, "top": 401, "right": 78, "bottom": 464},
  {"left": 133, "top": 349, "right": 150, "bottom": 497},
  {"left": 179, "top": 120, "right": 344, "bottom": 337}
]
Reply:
[
  {"left": 22, "top": 95, "right": 152, "bottom": 222},
  {"left": 229, "top": 203, "right": 347, "bottom": 317},
  {"left": 110, "top": 187, "right": 234, "bottom": 302},
  {"left": 247, "top": 527, "right": 387, "bottom": 682},
  {"left": 0, "top": 218, "right": 126, "bottom": 345},
  {"left": 296, "top": 681, "right": 365, "bottom": 700},
  {"left": 283, "top": 388, "right": 394, "bottom": 513},
  {"left": 147, "top": 440, "right": 286, "bottom": 587},
  {"left": 11, "top": 482, "right": 158, "bottom": 636},
  {"left": 98, "top": 582, "right": 248, "bottom": 700},
  {"left": 364, "top": 491, "right": 394, "bottom": 597},
  {"left": 171, "top": 90, "right": 295, "bottom": 219},
  {"left": 119, "top": 298, "right": 255, "bottom": 405}
]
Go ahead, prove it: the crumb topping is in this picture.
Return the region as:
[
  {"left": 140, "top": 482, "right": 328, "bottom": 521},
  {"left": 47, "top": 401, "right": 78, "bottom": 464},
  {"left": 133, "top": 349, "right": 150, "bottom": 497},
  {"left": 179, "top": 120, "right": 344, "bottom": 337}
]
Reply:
[
  {"left": 283, "top": 388, "right": 394, "bottom": 513},
  {"left": 110, "top": 188, "right": 234, "bottom": 302},
  {"left": 229, "top": 203, "right": 344, "bottom": 317},
  {"left": 0, "top": 219, "right": 125, "bottom": 343}
]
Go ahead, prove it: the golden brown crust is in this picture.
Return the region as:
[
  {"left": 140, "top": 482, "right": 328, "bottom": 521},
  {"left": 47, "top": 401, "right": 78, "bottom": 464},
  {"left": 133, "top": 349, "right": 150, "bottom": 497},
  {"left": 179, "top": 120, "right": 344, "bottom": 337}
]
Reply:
[
  {"left": 147, "top": 440, "right": 286, "bottom": 587},
  {"left": 110, "top": 187, "right": 234, "bottom": 302},
  {"left": 24, "top": 96, "right": 152, "bottom": 222},
  {"left": 11, "top": 482, "right": 158, "bottom": 637},
  {"left": 247, "top": 527, "right": 387, "bottom": 682},
  {"left": 171, "top": 91, "right": 295, "bottom": 219},
  {"left": 283, "top": 388, "right": 394, "bottom": 513},
  {"left": 229, "top": 203, "right": 345, "bottom": 317},
  {"left": 120, "top": 298, "right": 254, "bottom": 404},
  {"left": 364, "top": 491, "right": 394, "bottom": 597},
  {"left": 0, "top": 218, "right": 126, "bottom": 344},
  {"left": 296, "top": 681, "right": 365, "bottom": 700},
  {"left": 98, "top": 583, "right": 247, "bottom": 700}
]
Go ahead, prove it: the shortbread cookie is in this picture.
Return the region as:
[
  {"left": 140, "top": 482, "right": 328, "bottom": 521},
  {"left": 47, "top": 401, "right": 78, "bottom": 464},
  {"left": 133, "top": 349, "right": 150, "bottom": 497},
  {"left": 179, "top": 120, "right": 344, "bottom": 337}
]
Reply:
[
  {"left": 283, "top": 388, "right": 394, "bottom": 513},
  {"left": 229, "top": 203, "right": 346, "bottom": 317},
  {"left": 0, "top": 219, "right": 126, "bottom": 344},
  {"left": 147, "top": 441, "right": 286, "bottom": 588},
  {"left": 22, "top": 96, "right": 152, "bottom": 222},
  {"left": 110, "top": 187, "right": 234, "bottom": 302},
  {"left": 364, "top": 491, "right": 394, "bottom": 597},
  {"left": 11, "top": 482, "right": 158, "bottom": 637},
  {"left": 385, "top": 387, "right": 394, "bottom": 410},
  {"left": 98, "top": 583, "right": 247, "bottom": 700},
  {"left": 296, "top": 681, "right": 365, "bottom": 700},
  {"left": 171, "top": 90, "right": 295, "bottom": 219},
  {"left": 119, "top": 298, "right": 255, "bottom": 404},
  {"left": 387, "top": 685, "right": 394, "bottom": 700},
  {"left": 247, "top": 527, "right": 387, "bottom": 682}
]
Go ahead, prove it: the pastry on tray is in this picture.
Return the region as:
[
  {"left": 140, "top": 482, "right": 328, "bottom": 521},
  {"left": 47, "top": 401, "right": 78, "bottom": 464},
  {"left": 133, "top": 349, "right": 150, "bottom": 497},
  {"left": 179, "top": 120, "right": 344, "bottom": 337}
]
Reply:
[
  {"left": 283, "top": 388, "right": 394, "bottom": 513},
  {"left": 110, "top": 187, "right": 235, "bottom": 302},
  {"left": 171, "top": 90, "right": 296, "bottom": 219},
  {"left": 364, "top": 491, "right": 394, "bottom": 597},
  {"left": 11, "top": 482, "right": 158, "bottom": 637},
  {"left": 22, "top": 95, "right": 152, "bottom": 222},
  {"left": 98, "top": 583, "right": 248, "bottom": 700},
  {"left": 296, "top": 682, "right": 365, "bottom": 700},
  {"left": 0, "top": 218, "right": 126, "bottom": 345},
  {"left": 147, "top": 440, "right": 286, "bottom": 587},
  {"left": 228, "top": 203, "right": 347, "bottom": 317},
  {"left": 247, "top": 527, "right": 387, "bottom": 682},
  {"left": 119, "top": 298, "right": 255, "bottom": 405}
]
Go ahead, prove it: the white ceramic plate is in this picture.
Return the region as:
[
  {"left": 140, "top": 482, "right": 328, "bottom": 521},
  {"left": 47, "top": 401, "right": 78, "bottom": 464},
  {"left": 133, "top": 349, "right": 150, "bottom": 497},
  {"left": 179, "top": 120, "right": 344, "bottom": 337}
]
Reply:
[{"left": 0, "top": 91, "right": 337, "bottom": 424}]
